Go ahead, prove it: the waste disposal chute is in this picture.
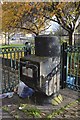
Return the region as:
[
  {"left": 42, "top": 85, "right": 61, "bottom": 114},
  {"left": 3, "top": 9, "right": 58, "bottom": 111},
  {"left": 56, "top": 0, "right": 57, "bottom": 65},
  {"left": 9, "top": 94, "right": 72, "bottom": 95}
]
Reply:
[
  {"left": 20, "top": 35, "right": 60, "bottom": 96},
  {"left": 35, "top": 35, "right": 60, "bottom": 57}
]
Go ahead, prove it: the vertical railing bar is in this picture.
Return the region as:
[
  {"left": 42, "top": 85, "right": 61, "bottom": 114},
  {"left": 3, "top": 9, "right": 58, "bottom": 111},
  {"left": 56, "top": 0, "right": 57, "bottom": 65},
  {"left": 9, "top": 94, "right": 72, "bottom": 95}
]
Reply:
[
  {"left": 17, "top": 48, "right": 19, "bottom": 59},
  {"left": 5, "top": 48, "right": 8, "bottom": 92},
  {"left": 66, "top": 51, "right": 69, "bottom": 87},
  {"left": 32, "top": 46, "right": 35, "bottom": 55},
  {"left": 2, "top": 67, "right": 6, "bottom": 93},
  {"left": 18, "top": 60, "right": 20, "bottom": 84},
  {"left": 23, "top": 47, "right": 25, "bottom": 57},
  {"left": 69, "top": 48, "right": 72, "bottom": 89},
  {"left": 10, "top": 49, "right": 13, "bottom": 68},
  {"left": 2, "top": 48, "right": 6, "bottom": 92},
  {"left": 74, "top": 51, "right": 78, "bottom": 89},
  {"left": 14, "top": 47, "right": 17, "bottom": 69},
  {"left": 16, "top": 47, "right": 20, "bottom": 86},
  {"left": 11, "top": 48, "right": 15, "bottom": 90},
  {"left": 10, "top": 48, "right": 13, "bottom": 91},
  {"left": 73, "top": 50, "right": 76, "bottom": 89},
  {"left": 7, "top": 48, "right": 11, "bottom": 92},
  {"left": 2, "top": 48, "right": 4, "bottom": 58},
  {"left": 76, "top": 51, "right": 79, "bottom": 90},
  {"left": 21, "top": 47, "right": 23, "bottom": 58},
  {"left": 78, "top": 52, "right": 80, "bottom": 90},
  {"left": 14, "top": 47, "right": 17, "bottom": 87}
]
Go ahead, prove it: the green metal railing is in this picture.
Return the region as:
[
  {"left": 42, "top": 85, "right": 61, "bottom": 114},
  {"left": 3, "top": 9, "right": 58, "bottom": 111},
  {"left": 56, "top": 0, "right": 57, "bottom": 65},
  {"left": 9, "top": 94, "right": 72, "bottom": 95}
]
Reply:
[
  {"left": 0, "top": 46, "right": 35, "bottom": 93},
  {"left": 61, "top": 43, "right": 80, "bottom": 91},
  {"left": 1, "top": 43, "right": 80, "bottom": 93},
  {"left": 66, "top": 46, "right": 80, "bottom": 90}
]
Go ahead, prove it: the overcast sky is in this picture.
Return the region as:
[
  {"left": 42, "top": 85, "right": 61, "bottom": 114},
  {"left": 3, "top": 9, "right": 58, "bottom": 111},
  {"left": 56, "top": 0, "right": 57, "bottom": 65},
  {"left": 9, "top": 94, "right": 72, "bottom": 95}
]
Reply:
[{"left": 45, "top": 21, "right": 59, "bottom": 34}]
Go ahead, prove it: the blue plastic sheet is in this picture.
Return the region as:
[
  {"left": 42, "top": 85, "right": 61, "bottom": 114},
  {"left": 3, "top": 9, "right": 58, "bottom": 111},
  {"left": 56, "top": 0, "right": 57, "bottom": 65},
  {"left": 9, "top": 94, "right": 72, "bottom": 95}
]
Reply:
[
  {"left": 20, "top": 86, "right": 34, "bottom": 98},
  {"left": 66, "top": 76, "right": 75, "bottom": 89}
]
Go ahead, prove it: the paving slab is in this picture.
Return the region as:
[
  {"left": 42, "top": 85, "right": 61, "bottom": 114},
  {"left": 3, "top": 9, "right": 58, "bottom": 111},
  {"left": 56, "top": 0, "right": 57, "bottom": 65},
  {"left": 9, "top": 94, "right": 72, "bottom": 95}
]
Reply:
[{"left": 1, "top": 88, "right": 80, "bottom": 119}]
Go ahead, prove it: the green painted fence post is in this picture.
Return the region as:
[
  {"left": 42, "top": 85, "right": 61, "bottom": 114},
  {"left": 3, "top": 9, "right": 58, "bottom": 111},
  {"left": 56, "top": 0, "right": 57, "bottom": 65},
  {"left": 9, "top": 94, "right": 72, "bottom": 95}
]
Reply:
[{"left": 61, "top": 42, "right": 67, "bottom": 89}]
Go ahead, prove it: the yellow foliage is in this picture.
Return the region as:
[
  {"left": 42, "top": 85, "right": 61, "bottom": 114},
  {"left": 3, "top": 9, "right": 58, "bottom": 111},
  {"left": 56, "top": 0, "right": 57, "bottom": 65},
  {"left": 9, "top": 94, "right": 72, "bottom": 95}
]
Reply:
[
  {"left": 2, "top": 2, "right": 48, "bottom": 34},
  {"left": 2, "top": 2, "right": 79, "bottom": 35}
]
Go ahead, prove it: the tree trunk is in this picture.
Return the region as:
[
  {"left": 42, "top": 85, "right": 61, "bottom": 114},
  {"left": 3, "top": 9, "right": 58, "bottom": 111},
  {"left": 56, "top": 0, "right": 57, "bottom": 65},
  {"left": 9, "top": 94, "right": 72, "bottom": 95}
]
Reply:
[
  {"left": 5, "top": 33, "right": 7, "bottom": 45},
  {"left": 8, "top": 32, "right": 10, "bottom": 45},
  {"left": 68, "top": 32, "right": 73, "bottom": 46}
]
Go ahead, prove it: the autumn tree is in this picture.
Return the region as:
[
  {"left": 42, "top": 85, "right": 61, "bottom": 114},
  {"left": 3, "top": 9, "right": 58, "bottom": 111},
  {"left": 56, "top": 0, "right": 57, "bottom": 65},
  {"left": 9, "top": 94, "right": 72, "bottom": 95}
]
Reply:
[
  {"left": 2, "top": 2, "right": 50, "bottom": 37},
  {"left": 39, "top": 2, "right": 80, "bottom": 45},
  {"left": 2, "top": 2, "right": 80, "bottom": 45}
]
